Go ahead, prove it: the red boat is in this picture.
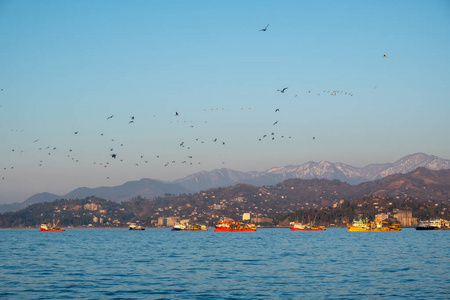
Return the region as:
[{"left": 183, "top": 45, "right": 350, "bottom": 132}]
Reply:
[
  {"left": 214, "top": 220, "right": 257, "bottom": 232},
  {"left": 40, "top": 223, "right": 65, "bottom": 231}
]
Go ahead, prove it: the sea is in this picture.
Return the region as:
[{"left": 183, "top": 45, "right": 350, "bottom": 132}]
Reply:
[{"left": 0, "top": 228, "right": 449, "bottom": 299}]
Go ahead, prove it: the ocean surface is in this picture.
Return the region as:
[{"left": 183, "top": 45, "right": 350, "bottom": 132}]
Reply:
[{"left": 0, "top": 228, "right": 449, "bottom": 299}]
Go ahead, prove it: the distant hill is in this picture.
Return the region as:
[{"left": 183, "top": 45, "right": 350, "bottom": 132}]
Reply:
[
  {"left": 0, "top": 179, "right": 191, "bottom": 214},
  {"left": 0, "top": 192, "right": 61, "bottom": 213},
  {"left": 63, "top": 178, "right": 191, "bottom": 202},
  {"left": 1, "top": 153, "right": 449, "bottom": 213},
  {"left": 358, "top": 167, "right": 450, "bottom": 200},
  {"left": 124, "top": 167, "right": 450, "bottom": 226},
  {"left": 2, "top": 167, "right": 449, "bottom": 228}
]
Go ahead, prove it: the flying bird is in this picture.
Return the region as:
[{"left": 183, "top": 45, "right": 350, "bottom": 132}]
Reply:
[
  {"left": 107, "top": 115, "right": 114, "bottom": 120},
  {"left": 273, "top": 120, "right": 279, "bottom": 126},
  {"left": 74, "top": 131, "right": 78, "bottom": 134},
  {"left": 275, "top": 109, "right": 279, "bottom": 112},
  {"left": 260, "top": 24, "right": 269, "bottom": 31},
  {"left": 175, "top": 112, "right": 179, "bottom": 116},
  {"left": 277, "top": 87, "right": 288, "bottom": 93},
  {"left": 111, "top": 154, "right": 117, "bottom": 159},
  {"left": 383, "top": 55, "right": 387, "bottom": 58}
]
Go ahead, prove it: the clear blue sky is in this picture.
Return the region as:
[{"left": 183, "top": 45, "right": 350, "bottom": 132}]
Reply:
[{"left": 1, "top": 0, "right": 449, "bottom": 203}]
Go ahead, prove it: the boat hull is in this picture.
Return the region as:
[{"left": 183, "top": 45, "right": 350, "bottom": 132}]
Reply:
[
  {"left": 290, "top": 227, "right": 326, "bottom": 231},
  {"left": 214, "top": 227, "right": 256, "bottom": 232},
  {"left": 347, "top": 226, "right": 401, "bottom": 232},
  {"left": 40, "top": 228, "right": 65, "bottom": 231},
  {"left": 415, "top": 226, "right": 438, "bottom": 230},
  {"left": 172, "top": 223, "right": 208, "bottom": 231},
  {"left": 172, "top": 228, "right": 207, "bottom": 231}
]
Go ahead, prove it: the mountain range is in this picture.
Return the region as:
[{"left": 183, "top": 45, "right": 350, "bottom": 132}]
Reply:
[
  {"left": 2, "top": 167, "right": 449, "bottom": 228},
  {"left": 1, "top": 152, "right": 449, "bottom": 213}
]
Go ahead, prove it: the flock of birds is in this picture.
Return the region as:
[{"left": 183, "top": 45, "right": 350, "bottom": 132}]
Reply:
[
  {"left": 0, "top": 24, "right": 388, "bottom": 183},
  {"left": 1, "top": 110, "right": 236, "bottom": 180}
]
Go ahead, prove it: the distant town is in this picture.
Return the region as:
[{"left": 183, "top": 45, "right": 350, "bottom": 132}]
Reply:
[{"left": 1, "top": 167, "right": 449, "bottom": 229}]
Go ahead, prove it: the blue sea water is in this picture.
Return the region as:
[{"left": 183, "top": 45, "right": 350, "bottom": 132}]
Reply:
[{"left": 0, "top": 228, "right": 449, "bottom": 299}]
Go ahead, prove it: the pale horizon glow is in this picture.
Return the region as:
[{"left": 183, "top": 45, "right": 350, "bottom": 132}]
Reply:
[{"left": 0, "top": 0, "right": 449, "bottom": 204}]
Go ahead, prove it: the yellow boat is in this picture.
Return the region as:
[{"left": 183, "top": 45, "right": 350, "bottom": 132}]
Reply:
[{"left": 348, "top": 218, "right": 401, "bottom": 232}]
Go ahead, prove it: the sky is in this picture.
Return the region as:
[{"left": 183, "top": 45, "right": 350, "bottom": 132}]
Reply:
[{"left": 0, "top": 0, "right": 449, "bottom": 204}]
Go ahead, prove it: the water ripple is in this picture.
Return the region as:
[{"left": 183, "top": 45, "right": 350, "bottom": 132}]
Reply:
[{"left": 0, "top": 228, "right": 449, "bottom": 299}]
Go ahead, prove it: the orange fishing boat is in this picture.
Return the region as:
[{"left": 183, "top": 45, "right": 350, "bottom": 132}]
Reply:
[
  {"left": 214, "top": 220, "right": 256, "bottom": 232},
  {"left": 347, "top": 218, "right": 401, "bottom": 232}
]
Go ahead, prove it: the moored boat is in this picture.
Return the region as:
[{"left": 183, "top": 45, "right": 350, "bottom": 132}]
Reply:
[
  {"left": 290, "top": 214, "right": 326, "bottom": 231},
  {"left": 40, "top": 222, "right": 65, "bottom": 232},
  {"left": 172, "top": 222, "right": 186, "bottom": 231},
  {"left": 214, "top": 220, "right": 256, "bottom": 232},
  {"left": 172, "top": 222, "right": 207, "bottom": 231},
  {"left": 416, "top": 219, "right": 450, "bottom": 230},
  {"left": 289, "top": 221, "right": 326, "bottom": 231},
  {"left": 347, "top": 218, "right": 401, "bottom": 232},
  {"left": 129, "top": 223, "right": 145, "bottom": 230},
  {"left": 416, "top": 220, "right": 438, "bottom": 230}
]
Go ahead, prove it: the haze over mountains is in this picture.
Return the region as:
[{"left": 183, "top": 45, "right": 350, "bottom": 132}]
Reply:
[
  {"left": 1, "top": 153, "right": 449, "bottom": 213},
  {"left": 2, "top": 167, "right": 450, "bottom": 229}
]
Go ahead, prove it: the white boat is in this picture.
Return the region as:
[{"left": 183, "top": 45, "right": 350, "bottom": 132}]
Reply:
[
  {"left": 416, "top": 219, "right": 450, "bottom": 230},
  {"left": 129, "top": 223, "right": 145, "bottom": 230},
  {"left": 172, "top": 222, "right": 207, "bottom": 231}
]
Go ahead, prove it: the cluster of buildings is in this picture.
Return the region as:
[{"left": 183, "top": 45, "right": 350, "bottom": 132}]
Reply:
[
  {"left": 155, "top": 212, "right": 272, "bottom": 228},
  {"left": 375, "top": 210, "right": 417, "bottom": 227}
]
